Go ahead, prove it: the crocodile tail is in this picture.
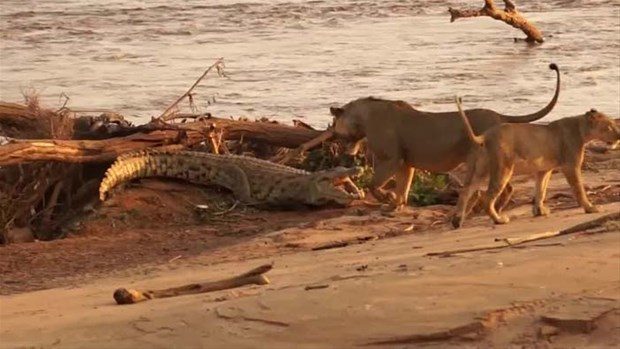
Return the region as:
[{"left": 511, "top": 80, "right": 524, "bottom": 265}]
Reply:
[
  {"left": 99, "top": 150, "right": 182, "bottom": 201},
  {"left": 455, "top": 96, "right": 484, "bottom": 146},
  {"left": 499, "top": 63, "right": 560, "bottom": 123}
]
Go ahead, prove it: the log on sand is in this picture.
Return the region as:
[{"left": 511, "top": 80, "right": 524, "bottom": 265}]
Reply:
[
  {"left": 0, "top": 113, "right": 323, "bottom": 165},
  {"left": 113, "top": 264, "right": 272, "bottom": 305},
  {"left": 448, "top": 0, "right": 544, "bottom": 43}
]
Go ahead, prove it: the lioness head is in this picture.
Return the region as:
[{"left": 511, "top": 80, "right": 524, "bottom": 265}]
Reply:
[
  {"left": 584, "top": 109, "right": 620, "bottom": 148},
  {"left": 329, "top": 101, "right": 366, "bottom": 141}
]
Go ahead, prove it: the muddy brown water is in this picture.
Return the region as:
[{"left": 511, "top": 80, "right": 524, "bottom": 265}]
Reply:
[{"left": 0, "top": 0, "right": 618, "bottom": 127}]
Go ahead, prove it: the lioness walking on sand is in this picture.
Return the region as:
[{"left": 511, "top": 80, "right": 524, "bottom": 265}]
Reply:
[
  {"left": 329, "top": 64, "right": 560, "bottom": 210},
  {"left": 452, "top": 97, "right": 620, "bottom": 228}
]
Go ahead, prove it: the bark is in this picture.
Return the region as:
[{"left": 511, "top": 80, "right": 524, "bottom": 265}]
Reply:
[{"left": 448, "top": 0, "right": 544, "bottom": 43}]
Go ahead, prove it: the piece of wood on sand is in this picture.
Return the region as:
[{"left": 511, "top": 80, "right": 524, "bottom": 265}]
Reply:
[
  {"left": 113, "top": 264, "right": 272, "bottom": 305},
  {"left": 426, "top": 212, "right": 620, "bottom": 257},
  {"left": 448, "top": 0, "right": 544, "bottom": 43}
]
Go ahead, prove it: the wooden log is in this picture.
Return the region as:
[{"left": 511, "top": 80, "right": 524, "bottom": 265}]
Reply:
[
  {"left": 113, "top": 264, "right": 272, "bottom": 305},
  {"left": 205, "top": 115, "right": 323, "bottom": 147},
  {"left": 0, "top": 107, "right": 323, "bottom": 165},
  {"left": 0, "top": 102, "right": 72, "bottom": 139},
  {"left": 448, "top": 0, "right": 544, "bottom": 43}
]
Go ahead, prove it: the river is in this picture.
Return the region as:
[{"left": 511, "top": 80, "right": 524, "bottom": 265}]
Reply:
[{"left": 1, "top": 0, "right": 618, "bottom": 127}]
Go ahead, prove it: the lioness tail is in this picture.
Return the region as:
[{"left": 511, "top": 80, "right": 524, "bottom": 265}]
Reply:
[
  {"left": 455, "top": 96, "right": 484, "bottom": 146},
  {"left": 499, "top": 63, "right": 560, "bottom": 123}
]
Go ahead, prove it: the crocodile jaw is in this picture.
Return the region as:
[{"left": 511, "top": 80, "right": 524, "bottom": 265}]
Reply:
[{"left": 308, "top": 167, "right": 364, "bottom": 206}]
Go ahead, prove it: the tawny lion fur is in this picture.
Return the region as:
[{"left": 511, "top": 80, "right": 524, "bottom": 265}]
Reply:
[
  {"left": 453, "top": 97, "right": 620, "bottom": 228},
  {"left": 330, "top": 64, "right": 560, "bottom": 208}
]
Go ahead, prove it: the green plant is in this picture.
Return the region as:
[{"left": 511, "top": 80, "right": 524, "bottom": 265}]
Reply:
[{"left": 408, "top": 172, "right": 449, "bottom": 206}]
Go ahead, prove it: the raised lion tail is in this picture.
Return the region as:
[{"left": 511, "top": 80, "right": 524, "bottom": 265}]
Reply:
[
  {"left": 500, "top": 63, "right": 560, "bottom": 123},
  {"left": 455, "top": 96, "right": 484, "bottom": 146}
]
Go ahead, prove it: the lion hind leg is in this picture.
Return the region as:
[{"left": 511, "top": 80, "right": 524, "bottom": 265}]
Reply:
[
  {"left": 486, "top": 162, "right": 515, "bottom": 225},
  {"left": 495, "top": 183, "right": 514, "bottom": 214},
  {"left": 533, "top": 170, "right": 553, "bottom": 216},
  {"left": 452, "top": 155, "right": 486, "bottom": 229}
]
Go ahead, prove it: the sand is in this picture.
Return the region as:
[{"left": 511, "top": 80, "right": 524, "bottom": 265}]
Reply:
[{"left": 1, "top": 150, "right": 619, "bottom": 348}]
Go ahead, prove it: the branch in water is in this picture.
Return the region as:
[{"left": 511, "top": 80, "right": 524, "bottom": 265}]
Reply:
[{"left": 448, "top": 0, "right": 544, "bottom": 43}]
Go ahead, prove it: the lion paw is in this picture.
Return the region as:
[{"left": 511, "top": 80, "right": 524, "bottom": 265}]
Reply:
[
  {"left": 533, "top": 205, "right": 550, "bottom": 217},
  {"left": 371, "top": 189, "right": 395, "bottom": 204},
  {"left": 493, "top": 214, "right": 510, "bottom": 225},
  {"left": 451, "top": 215, "right": 464, "bottom": 229},
  {"left": 380, "top": 203, "right": 403, "bottom": 213},
  {"left": 584, "top": 205, "right": 599, "bottom": 214}
]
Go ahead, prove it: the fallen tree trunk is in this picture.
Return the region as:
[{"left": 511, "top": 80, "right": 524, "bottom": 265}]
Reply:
[
  {"left": 0, "top": 111, "right": 324, "bottom": 165},
  {"left": 448, "top": 0, "right": 544, "bottom": 43},
  {"left": 205, "top": 115, "right": 323, "bottom": 147}
]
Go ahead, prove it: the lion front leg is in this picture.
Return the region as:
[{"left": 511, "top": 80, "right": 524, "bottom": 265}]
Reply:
[
  {"left": 562, "top": 166, "right": 599, "bottom": 214},
  {"left": 369, "top": 159, "right": 401, "bottom": 205},
  {"left": 389, "top": 165, "right": 415, "bottom": 211}
]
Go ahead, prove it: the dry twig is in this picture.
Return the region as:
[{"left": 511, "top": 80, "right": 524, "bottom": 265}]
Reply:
[
  {"left": 159, "top": 58, "right": 226, "bottom": 121},
  {"left": 426, "top": 212, "right": 620, "bottom": 257}
]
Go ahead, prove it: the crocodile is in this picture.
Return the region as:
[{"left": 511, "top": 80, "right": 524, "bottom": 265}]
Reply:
[{"left": 99, "top": 149, "right": 364, "bottom": 207}]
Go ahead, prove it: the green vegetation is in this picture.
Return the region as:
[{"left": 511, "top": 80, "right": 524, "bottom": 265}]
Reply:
[{"left": 299, "top": 143, "right": 449, "bottom": 207}]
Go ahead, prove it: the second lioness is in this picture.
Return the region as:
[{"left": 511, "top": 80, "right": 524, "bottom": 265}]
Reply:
[
  {"left": 452, "top": 98, "right": 619, "bottom": 228},
  {"left": 330, "top": 64, "right": 560, "bottom": 208}
]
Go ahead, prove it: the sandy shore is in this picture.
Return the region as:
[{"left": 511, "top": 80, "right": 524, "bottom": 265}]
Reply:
[
  {"left": 2, "top": 204, "right": 619, "bottom": 348},
  {"left": 1, "top": 151, "right": 619, "bottom": 348}
]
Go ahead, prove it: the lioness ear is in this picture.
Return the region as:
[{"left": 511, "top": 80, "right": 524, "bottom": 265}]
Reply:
[
  {"left": 330, "top": 107, "right": 344, "bottom": 118},
  {"left": 586, "top": 109, "right": 597, "bottom": 120}
]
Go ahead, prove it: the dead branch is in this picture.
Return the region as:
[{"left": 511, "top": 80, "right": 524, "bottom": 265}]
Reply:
[
  {"left": 159, "top": 58, "right": 225, "bottom": 121},
  {"left": 276, "top": 130, "right": 334, "bottom": 164},
  {"left": 426, "top": 212, "right": 620, "bottom": 257},
  {"left": 113, "top": 264, "right": 272, "bottom": 305},
  {"left": 448, "top": 0, "right": 544, "bottom": 43}
]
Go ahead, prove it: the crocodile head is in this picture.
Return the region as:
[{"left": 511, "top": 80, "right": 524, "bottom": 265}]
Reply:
[{"left": 306, "top": 166, "right": 365, "bottom": 206}]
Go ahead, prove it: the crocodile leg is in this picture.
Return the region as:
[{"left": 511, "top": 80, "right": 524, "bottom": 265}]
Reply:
[{"left": 217, "top": 163, "right": 253, "bottom": 202}]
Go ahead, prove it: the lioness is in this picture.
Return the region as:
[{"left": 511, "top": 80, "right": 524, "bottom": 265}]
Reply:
[
  {"left": 330, "top": 64, "right": 560, "bottom": 208},
  {"left": 452, "top": 97, "right": 620, "bottom": 228}
]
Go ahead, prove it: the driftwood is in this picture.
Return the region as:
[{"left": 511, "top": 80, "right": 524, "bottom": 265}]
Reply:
[
  {"left": 426, "top": 212, "right": 620, "bottom": 257},
  {"left": 0, "top": 113, "right": 323, "bottom": 165},
  {"left": 0, "top": 101, "right": 73, "bottom": 139},
  {"left": 113, "top": 264, "right": 272, "bottom": 305},
  {"left": 448, "top": 0, "right": 544, "bottom": 43}
]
